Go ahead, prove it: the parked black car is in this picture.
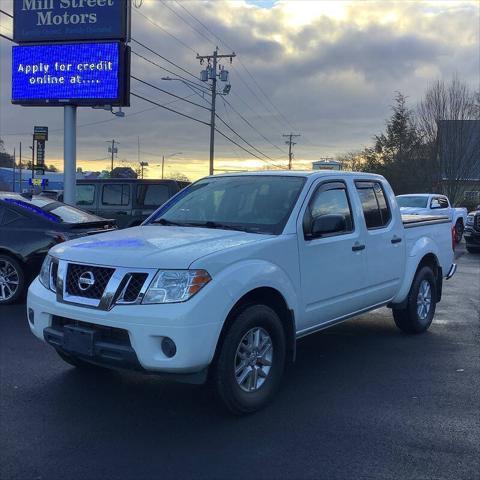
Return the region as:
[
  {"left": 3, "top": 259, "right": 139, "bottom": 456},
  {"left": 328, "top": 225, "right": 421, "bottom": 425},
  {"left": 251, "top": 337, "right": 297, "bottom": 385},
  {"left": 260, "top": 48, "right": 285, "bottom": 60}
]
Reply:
[
  {"left": 76, "top": 179, "right": 190, "bottom": 228},
  {"left": 0, "top": 192, "right": 116, "bottom": 305},
  {"left": 465, "top": 206, "right": 480, "bottom": 254}
]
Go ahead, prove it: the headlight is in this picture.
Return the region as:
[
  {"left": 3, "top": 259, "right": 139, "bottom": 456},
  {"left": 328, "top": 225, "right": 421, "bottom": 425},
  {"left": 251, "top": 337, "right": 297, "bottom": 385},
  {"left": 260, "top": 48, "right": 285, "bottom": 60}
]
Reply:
[
  {"left": 39, "top": 255, "right": 55, "bottom": 292},
  {"left": 142, "top": 270, "right": 211, "bottom": 304}
]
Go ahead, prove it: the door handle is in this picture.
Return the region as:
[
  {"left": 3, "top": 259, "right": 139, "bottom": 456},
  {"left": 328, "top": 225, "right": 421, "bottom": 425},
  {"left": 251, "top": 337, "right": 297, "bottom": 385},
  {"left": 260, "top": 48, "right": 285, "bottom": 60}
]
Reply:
[
  {"left": 352, "top": 243, "right": 365, "bottom": 252},
  {"left": 391, "top": 236, "right": 402, "bottom": 244}
]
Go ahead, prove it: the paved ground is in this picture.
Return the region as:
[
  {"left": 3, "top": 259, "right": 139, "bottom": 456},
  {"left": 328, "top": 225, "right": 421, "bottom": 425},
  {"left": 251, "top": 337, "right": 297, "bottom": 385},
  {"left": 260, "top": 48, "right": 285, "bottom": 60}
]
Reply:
[{"left": 1, "top": 244, "right": 479, "bottom": 480}]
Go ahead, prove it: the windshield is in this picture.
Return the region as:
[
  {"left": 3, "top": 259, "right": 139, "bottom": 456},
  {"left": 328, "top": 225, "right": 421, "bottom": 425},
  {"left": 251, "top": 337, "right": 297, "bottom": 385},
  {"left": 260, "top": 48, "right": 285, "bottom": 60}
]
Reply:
[
  {"left": 5, "top": 196, "right": 103, "bottom": 224},
  {"left": 148, "top": 175, "right": 306, "bottom": 234},
  {"left": 396, "top": 196, "right": 428, "bottom": 208}
]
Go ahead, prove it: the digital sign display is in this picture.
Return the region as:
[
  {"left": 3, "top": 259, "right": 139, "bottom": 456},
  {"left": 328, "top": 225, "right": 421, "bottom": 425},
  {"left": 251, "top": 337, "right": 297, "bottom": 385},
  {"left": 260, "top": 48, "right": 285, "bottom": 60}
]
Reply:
[
  {"left": 13, "top": 0, "right": 129, "bottom": 43},
  {"left": 11, "top": 42, "right": 130, "bottom": 106}
]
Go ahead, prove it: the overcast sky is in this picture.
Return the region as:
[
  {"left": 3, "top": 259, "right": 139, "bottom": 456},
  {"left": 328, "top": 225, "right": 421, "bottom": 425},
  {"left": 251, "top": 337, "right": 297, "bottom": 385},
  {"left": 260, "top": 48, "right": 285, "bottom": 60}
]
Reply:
[{"left": 0, "top": 0, "right": 479, "bottom": 180}]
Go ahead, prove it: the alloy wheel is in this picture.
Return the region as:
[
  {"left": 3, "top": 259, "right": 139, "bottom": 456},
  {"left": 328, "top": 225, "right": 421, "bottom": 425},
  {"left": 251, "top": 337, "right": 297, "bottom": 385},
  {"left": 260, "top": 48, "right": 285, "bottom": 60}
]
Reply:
[
  {"left": 0, "top": 259, "right": 20, "bottom": 302},
  {"left": 416, "top": 279, "right": 432, "bottom": 321},
  {"left": 234, "top": 327, "right": 273, "bottom": 392}
]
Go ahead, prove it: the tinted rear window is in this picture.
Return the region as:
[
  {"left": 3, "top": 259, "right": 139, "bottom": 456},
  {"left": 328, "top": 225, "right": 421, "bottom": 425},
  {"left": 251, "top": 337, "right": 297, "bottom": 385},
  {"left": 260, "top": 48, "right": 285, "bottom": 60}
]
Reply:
[{"left": 136, "top": 184, "right": 170, "bottom": 207}]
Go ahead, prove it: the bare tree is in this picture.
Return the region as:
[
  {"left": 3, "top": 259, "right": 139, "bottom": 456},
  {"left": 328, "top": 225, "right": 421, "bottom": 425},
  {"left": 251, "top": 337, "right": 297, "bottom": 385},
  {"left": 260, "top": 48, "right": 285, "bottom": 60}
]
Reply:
[{"left": 417, "top": 75, "right": 480, "bottom": 204}]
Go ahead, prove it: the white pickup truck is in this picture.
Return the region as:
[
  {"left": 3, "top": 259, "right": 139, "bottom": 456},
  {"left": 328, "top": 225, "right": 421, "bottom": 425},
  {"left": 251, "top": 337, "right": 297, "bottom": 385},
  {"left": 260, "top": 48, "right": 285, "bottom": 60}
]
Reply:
[
  {"left": 28, "top": 171, "right": 456, "bottom": 414},
  {"left": 396, "top": 193, "right": 468, "bottom": 243}
]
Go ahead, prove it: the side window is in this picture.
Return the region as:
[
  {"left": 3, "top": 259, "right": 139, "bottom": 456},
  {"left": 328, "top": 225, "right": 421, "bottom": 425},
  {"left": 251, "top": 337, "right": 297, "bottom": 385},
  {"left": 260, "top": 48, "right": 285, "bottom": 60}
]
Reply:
[
  {"left": 102, "top": 184, "right": 130, "bottom": 206},
  {"left": 76, "top": 184, "right": 95, "bottom": 206},
  {"left": 136, "top": 184, "right": 170, "bottom": 207},
  {"left": 1, "top": 207, "right": 23, "bottom": 225},
  {"left": 355, "top": 181, "right": 391, "bottom": 229},
  {"left": 303, "top": 182, "right": 354, "bottom": 239},
  {"left": 438, "top": 197, "right": 449, "bottom": 208},
  {"left": 430, "top": 197, "right": 441, "bottom": 209}
]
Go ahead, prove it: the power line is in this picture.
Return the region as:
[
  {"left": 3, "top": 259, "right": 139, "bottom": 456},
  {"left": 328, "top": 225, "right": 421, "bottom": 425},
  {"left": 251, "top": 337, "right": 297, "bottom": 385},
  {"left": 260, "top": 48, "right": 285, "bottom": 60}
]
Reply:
[
  {"left": 132, "top": 50, "right": 208, "bottom": 93},
  {"left": 161, "top": 1, "right": 214, "bottom": 46},
  {"left": 131, "top": 38, "right": 203, "bottom": 86},
  {"left": 132, "top": 8, "right": 197, "bottom": 55},
  {"left": 0, "top": 32, "right": 13, "bottom": 42},
  {"left": 167, "top": 1, "right": 300, "bottom": 134},
  {"left": 0, "top": 9, "right": 13, "bottom": 18},
  {"left": 222, "top": 96, "right": 288, "bottom": 156},
  {"left": 131, "top": 75, "right": 211, "bottom": 111},
  {"left": 215, "top": 113, "right": 283, "bottom": 166},
  {"left": 131, "top": 92, "right": 210, "bottom": 126},
  {"left": 3, "top": 93, "right": 199, "bottom": 136}
]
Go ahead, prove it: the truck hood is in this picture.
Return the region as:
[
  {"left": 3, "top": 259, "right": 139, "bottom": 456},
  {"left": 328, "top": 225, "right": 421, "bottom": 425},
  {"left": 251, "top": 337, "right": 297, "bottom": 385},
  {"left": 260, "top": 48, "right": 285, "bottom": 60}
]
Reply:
[{"left": 50, "top": 226, "right": 271, "bottom": 269}]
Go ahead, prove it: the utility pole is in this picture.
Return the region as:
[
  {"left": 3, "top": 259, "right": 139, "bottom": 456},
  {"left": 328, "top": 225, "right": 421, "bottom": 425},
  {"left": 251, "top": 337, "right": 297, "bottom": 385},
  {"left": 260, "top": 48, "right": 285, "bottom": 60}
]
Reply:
[
  {"left": 19, "top": 142, "right": 22, "bottom": 193},
  {"left": 12, "top": 148, "right": 15, "bottom": 192},
  {"left": 197, "top": 48, "right": 236, "bottom": 175},
  {"left": 107, "top": 139, "right": 118, "bottom": 174},
  {"left": 283, "top": 133, "right": 301, "bottom": 170},
  {"left": 31, "top": 135, "right": 35, "bottom": 180}
]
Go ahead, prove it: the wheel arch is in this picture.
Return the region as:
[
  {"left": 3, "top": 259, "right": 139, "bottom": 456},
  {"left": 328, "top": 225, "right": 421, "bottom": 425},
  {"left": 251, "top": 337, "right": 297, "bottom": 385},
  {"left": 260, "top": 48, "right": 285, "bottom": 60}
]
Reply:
[{"left": 211, "top": 286, "right": 296, "bottom": 371}]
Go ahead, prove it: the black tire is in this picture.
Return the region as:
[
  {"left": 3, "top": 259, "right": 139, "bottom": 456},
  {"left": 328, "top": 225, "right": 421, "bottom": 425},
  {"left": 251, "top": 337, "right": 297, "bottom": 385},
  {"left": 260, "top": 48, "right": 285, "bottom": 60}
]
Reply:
[
  {"left": 56, "top": 350, "right": 102, "bottom": 369},
  {"left": 212, "top": 304, "right": 286, "bottom": 415},
  {"left": 393, "top": 266, "right": 437, "bottom": 334},
  {"left": 0, "top": 254, "right": 25, "bottom": 305},
  {"left": 454, "top": 220, "right": 464, "bottom": 244},
  {"left": 466, "top": 246, "right": 480, "bottom": 254}
]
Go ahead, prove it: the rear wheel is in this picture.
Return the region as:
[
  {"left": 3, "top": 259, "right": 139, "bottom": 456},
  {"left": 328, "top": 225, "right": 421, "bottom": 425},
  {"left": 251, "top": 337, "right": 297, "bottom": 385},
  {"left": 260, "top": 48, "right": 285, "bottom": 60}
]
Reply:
[
  {"left": 0, "top": 255, "right": 25, "bottom": 305},
  {"left": 212, "top": 304, "right": 286, "bottom": 415},
  {"left": 454, "top": 219, "right": 464, "bottom": 243},
  {"left": 393, "top": 266, "right": 436, "bottom": 334}
]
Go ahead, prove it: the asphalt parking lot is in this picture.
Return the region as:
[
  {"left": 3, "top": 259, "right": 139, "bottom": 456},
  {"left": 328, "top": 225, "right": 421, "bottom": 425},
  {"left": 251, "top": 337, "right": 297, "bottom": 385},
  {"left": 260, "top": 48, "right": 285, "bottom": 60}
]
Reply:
[{"left": 1, "top": 244, "right": 479, "bottom": 480}]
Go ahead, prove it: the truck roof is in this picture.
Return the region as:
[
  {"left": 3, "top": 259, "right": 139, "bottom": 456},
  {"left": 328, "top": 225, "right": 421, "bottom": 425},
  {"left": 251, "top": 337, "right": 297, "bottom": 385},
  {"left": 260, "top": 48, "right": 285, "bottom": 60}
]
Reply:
[
  {"left": 396, "top": 193, "right": 445, "bottom": 198},
  {"left": 211, "top": 170, "right": 385, "bottom": 180}
]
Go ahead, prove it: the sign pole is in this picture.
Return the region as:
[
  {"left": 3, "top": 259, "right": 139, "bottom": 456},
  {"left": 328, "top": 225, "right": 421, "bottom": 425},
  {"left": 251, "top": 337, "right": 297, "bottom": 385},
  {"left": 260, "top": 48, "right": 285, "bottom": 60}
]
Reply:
[
  {"left": 31, "top": 135, "right": 35, "bottom": 180},
  {"left": 63, "top": 105, "right": 77, "bottom": 205}
]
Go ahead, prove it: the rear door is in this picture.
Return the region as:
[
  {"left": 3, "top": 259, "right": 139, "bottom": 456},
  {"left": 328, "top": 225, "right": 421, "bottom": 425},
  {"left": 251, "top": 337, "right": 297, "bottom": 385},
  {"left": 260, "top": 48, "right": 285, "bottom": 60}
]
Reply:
[
  {"left": 297, "top": 179, "right": 369, "bottom": 331},
  {"left": 430, "top": 196, "right": 452, "bottom": 221},
  {"left": 355, "top": 180, "right": 405, "bottom": 304},
  {"left": 133, "top": 182, "right": 174, "bottom": 224},
  {"left": 97, "top": 183, "right": 131, "bottom": 228},
  {"left": 75, "top": 183, "right": 97, "bottom": 214}
]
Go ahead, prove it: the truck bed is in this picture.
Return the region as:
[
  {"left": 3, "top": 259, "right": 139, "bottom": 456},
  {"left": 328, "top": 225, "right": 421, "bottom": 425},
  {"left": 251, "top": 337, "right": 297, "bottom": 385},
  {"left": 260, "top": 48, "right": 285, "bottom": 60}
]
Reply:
[{"left": 402, "top": 214, "right": 450, "bottom": 228}]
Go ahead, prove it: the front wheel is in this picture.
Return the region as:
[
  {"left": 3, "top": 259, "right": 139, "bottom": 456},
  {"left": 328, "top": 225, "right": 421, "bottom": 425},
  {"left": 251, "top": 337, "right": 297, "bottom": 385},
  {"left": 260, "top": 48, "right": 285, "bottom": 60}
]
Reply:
[
  {"left": 393, "top": 266, "right": 437, "bottom": 334},
  {"left": 212, "top": 304, "right": 286, "bottom": 415},
  {"left": 0, "top": 255, "right": 25, "bottom": 305}
]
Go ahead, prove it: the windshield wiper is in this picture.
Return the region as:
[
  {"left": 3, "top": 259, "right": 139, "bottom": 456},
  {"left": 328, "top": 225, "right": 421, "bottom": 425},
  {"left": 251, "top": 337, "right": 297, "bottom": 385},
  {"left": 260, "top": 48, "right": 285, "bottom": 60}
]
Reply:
[
  {"left": 189, "top": 221, "right": 250, "bottom": 232},
  {"left": 153, "top": 218, "right": 186, "bottom": 226}
]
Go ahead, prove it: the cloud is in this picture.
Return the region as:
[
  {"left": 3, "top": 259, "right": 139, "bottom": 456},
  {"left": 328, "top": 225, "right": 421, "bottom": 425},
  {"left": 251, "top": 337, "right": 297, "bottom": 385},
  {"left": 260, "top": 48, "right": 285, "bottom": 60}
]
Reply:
[{"left": 0, "top": 0, "right": 478, "bottom": 179}]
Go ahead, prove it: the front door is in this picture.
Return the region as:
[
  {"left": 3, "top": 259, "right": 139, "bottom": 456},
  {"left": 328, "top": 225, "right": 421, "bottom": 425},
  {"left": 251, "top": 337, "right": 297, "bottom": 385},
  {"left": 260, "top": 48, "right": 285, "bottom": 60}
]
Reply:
[{"left": 297, "top": 179, "right": 368, "bottom": 333}]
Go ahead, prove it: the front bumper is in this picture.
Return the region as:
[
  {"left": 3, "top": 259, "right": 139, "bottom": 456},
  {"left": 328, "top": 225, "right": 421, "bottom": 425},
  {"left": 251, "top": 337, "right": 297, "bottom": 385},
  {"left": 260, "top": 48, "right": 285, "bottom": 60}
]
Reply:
[
  {"left": 464, "top": 227, "right": 480, "bottom": 246},
  {"left": 27, "top": 278, "right": 225, "bottom": 378}
]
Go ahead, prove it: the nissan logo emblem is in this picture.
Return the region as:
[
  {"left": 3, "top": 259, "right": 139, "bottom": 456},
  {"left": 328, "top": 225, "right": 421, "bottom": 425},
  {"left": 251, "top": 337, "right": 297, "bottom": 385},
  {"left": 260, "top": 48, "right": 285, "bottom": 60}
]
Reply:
[{"left": 78, "top": 271, "right": 95, "bottom": 291}]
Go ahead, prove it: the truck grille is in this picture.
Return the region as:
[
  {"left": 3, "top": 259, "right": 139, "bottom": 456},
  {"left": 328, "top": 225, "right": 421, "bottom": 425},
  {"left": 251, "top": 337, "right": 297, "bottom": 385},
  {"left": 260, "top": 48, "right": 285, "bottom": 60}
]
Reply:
[
  {"left": 65, "top": 264, "right": 115, "bottom": 299},
  {"left": 118, "top": 273, "right": 149, "bottom": 303}
]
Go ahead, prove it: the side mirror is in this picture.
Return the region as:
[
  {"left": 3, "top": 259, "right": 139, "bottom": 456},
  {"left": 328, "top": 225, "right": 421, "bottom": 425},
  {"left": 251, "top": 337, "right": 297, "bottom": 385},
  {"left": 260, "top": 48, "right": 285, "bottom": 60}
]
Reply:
[{"left": 310, "top": 214, "right": 347, "bottom": 238}]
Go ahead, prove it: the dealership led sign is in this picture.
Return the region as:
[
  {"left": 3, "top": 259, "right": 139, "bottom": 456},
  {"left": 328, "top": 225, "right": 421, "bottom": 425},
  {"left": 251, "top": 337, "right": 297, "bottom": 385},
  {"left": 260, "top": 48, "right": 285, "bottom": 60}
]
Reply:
[
  {"left": 13, "top": 0, "right": 129, "bottom": 43},
  {"left": 12, "top": 42, "right": 130, "bottom": 106}
]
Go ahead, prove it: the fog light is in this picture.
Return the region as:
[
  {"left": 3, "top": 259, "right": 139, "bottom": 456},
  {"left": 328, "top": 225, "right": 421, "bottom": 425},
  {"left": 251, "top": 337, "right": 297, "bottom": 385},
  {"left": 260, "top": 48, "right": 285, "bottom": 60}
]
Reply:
[
  {"left": 161, "top": 337, "right": 177, "bottom": 358},
  {"left": 28, "top": 308, "right": 34, "bottom": 325}
]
